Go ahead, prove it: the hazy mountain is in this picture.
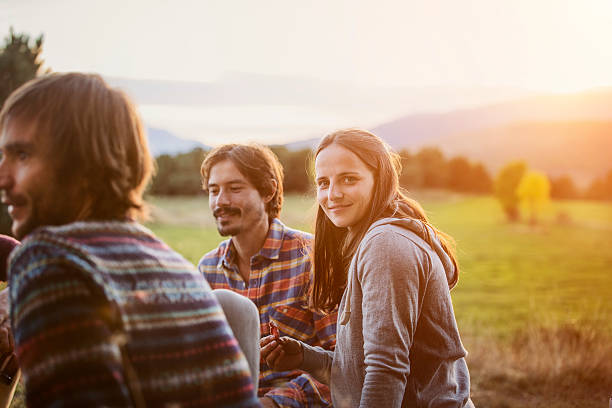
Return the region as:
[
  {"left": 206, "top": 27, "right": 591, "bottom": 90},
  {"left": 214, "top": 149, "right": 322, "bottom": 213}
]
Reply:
[
  {"left": 440, "top": 120, "right": 612, "bottom": 186},
  {"left": 372, "top": 88, "right": 612, "bottom": 150},
  {"left": 146, "top": 127, "right": 209, "bottom": 157},
  {"left": 107, "top": 73, "right": 532, "bottom": 148},
  {"left": 285, "top": 88, "right": 612, "bottom": 185}
]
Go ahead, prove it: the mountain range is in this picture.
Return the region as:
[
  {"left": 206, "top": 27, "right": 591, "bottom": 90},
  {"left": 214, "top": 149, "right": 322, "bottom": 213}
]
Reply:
[
  {"left": 144, "top": 86, "right": 612, "bottom": 185},
  {"left": 147, "top": 127, "right": 209, "bottom": 157},
  {"left": 285, "top": 88, "right": 612, "bottom": 185}
]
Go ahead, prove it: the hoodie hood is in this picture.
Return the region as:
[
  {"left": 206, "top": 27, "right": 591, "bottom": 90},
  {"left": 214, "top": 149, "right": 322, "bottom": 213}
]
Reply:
[
  {"left": 339, "top": 217, "right": 458, "bottom": 326},
  {"left": 368, "top": 217, "right": 458, "bottom": 288}
]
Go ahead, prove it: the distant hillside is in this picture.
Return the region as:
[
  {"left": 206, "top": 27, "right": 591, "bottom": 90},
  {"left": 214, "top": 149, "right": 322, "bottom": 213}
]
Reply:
[
  {"left": 438, "top": 120, "right": 612, "bottom": 186},
  {"left": 372, "top": 88, "right": 612, "bottom": 150},
  {"left": 146, "top": 127, "right": 209, "bottom": 157}
]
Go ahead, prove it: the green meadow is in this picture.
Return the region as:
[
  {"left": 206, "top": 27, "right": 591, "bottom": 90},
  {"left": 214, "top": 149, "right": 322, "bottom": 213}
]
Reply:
[
  {"left": 148, "top": 194, "right": 612, "bottom": 338},
  {"left": 148, "top": 193, "right": 612, "bottom": 407}
]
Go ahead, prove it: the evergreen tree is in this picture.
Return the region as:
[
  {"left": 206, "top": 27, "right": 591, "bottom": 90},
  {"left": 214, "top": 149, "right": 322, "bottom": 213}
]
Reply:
[{"left": 0, "top": 27, "right": 46, "bottom": 105}]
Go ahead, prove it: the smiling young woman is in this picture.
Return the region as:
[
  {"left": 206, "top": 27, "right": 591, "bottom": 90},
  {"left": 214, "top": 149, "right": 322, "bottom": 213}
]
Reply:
[{"left": 261, "top": 128, "right": 474, "bottom": 408}]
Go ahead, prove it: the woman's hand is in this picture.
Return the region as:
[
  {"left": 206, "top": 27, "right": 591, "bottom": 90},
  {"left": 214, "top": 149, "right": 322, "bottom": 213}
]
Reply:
[{"left": 260, "top": 334, "right": 304, "bottom": 372}]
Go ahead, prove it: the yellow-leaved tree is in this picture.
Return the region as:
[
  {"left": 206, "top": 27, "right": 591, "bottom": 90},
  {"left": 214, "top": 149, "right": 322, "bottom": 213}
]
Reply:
[
  {"left": 517, "top": 171, "right": 551, "bottom": 225},
  {"left": 494, "top": 161, "right": 527, "bottom": 222}
]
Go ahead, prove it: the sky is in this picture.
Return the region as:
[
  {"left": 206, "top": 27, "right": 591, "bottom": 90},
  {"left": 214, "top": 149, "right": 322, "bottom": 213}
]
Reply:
[{"left": 2, "top": 0, "right": 612, "bottom": 146}]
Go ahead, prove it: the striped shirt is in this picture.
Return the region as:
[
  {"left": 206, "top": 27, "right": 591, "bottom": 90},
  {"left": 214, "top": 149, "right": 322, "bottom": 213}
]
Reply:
[
  {"left": 8, "top": 221, "right": 260, "bottom": 407},
  {"left": 199, "top": 219, "right": 337, "bottom": 408}
]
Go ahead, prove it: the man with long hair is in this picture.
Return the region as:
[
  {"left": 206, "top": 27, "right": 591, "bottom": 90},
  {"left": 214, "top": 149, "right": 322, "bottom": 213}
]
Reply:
[
  {"left": 199, "top": 144, "right": 337, "bottom": 408},
  {"left": 0, "top": 73, "right": 259, "bottom": 407}
]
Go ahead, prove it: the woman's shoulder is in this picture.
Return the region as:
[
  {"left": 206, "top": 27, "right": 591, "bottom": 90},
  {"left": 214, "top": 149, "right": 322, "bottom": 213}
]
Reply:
[
  {"left": 356, "top": 218, "right": 457, "bottom": 286},
  {"left": 356, "top": 221, "right": 431, "bottom": 268},
  {"left": 361, "top": 218, "right": 431, "bottom": 254}
]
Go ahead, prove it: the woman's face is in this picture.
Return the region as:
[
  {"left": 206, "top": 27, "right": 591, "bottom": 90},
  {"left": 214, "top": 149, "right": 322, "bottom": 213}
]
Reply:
[{"left": 315, "top": 143, "right": 375, "bottom": 230}]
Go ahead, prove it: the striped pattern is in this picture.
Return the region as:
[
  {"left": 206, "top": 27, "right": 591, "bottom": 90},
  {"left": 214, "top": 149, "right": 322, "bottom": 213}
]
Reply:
[
  {"left": 8, "top": 221, "right": 259, "bottom": 407},
  {"left": 198, "top": 219, "right": 337, "bottom": 408}
]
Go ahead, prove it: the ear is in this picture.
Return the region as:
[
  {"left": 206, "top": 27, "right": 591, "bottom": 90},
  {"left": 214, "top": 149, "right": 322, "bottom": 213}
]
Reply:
[{"left": 263, "top": 179, "right": 278, "bottom": 204}]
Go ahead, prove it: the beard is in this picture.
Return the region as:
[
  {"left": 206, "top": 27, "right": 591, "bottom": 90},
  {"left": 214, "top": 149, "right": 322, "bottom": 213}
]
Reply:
[
  {"left": 213, "top": 206, "right": 242, "bottom": 237},
  {"left": 7, "top": 183, "right": 84, "bottom": 240}
]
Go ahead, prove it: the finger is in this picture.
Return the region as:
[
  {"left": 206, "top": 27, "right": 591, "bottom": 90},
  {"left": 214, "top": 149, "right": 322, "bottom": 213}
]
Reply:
[
  {"left": 260, "top": 335, "right": 276, "bottom": 347},
  {"left": 260, "top": 339, "right": 281, "bottom": 359},
  {"left": 283, "top": 337, "right": 303, "bottom": 354},
  {"left": 264, "top": 342, "right": 284, "bottom": 368}
]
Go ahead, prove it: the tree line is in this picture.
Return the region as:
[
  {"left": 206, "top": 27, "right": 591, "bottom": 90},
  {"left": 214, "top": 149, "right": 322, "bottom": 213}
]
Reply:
[
  {"left": 149, "top": 145, "right": 612, "bottom": 204},
  {"left": 148, "top": 146, "right": 495, "bottom": 196}
]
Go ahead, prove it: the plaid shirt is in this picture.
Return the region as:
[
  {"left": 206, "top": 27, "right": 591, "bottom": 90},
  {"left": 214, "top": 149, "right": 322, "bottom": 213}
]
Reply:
[{"left": 199, "top": 219, "right": 337, "bottom": 408}]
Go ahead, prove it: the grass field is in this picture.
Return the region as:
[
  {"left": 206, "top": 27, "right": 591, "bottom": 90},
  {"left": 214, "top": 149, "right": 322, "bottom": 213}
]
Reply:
[
  {"left": 148, "top": 193, "right": 612, "bottom": 337},
  {"left": 9, "top": 193, "right": 611, "bottom": 407},
  {"left": 147, "top": 193, "right": 612, "bottom": 407}
]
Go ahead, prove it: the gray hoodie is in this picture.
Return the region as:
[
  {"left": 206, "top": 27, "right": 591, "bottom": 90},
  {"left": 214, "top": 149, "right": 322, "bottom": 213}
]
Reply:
[{"left": 301, "top": 218, "right": 474, "bottom": 407}]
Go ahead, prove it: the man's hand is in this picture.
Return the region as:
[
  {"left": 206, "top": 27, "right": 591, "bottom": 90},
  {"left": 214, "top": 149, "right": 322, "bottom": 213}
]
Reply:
[
  {"left": 0, "top": 288, "right": 13, "bottom": 356},
  {"left": 260, "top": 334, "right": 303, "bottom": 372}
]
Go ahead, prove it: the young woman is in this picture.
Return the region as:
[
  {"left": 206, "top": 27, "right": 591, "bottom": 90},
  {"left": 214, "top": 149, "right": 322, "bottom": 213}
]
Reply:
[{"left": 261, "top": 129, "right": 474, "bottom": 407}]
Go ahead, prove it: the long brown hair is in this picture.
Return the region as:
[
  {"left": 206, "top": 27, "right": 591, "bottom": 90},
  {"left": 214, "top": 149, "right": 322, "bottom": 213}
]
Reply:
[
  {"left": 311, "top": 129, "right": 458, "bottom": 313},
  {"left": 0, "top": 72, "right": 153, "bottom": 221}
]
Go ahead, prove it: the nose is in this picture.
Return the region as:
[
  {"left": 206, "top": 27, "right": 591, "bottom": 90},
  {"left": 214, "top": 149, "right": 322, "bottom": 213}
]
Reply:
[
  {"left": 215, "top": 188, "right": 231, "bottom": 207},
  {"left": 0, "top": 157, "right": 12, "bottom": 193},
  {"left": 328, "top": 181, "right": 343, "bottom": 201}
]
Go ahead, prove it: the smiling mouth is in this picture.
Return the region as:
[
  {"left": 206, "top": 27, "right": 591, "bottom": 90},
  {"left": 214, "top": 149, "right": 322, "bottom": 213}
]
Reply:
[
  {"left": 328, "top": 204, "right": 351, "bottom": 211},
  {"left": 2, "top": 198, "right": 24, "bottom": 218},
  {"left": 213, "top": 207, "right": 241, "bottom": 219}
]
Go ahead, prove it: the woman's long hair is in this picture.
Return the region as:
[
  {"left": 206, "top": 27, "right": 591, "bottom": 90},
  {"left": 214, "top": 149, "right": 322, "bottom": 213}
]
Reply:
[{"left": 310, "top": 129, "right": 458, "bottom": 313}]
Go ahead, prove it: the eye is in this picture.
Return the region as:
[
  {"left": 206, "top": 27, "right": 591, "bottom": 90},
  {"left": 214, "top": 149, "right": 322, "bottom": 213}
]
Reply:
[
  {"left": 17, "top": 150, "right": 29, "bottom": 161},
  {"left": 317, "top": 179, "right": 329, "bottom": 189},
  {"left": 342, "top": 176, "right": 357, "bottom": 184},
  {"left": 208, "top": 187, "right": 219, "bottom": 195},
  {"left": 230, "top": 186, "right": 243, "bottom": 193}
]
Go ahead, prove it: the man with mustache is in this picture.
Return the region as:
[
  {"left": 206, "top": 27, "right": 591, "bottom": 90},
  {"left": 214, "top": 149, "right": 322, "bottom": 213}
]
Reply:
[
  {"left": 199, "top": 144, "right": 337, "bottom": 408},
  {"left": 0, "top": 73, "right": 259, "bottom": 407}
]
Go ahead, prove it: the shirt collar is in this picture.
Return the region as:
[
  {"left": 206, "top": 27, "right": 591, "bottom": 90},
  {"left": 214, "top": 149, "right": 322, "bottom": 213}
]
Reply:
[{"left": 220, "top": 218, "right": 286, "bottom": 268}]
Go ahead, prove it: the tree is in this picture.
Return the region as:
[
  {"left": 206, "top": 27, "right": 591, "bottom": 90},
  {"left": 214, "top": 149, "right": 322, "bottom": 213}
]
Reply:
[
  {"left": 494, "top": 161, "right": 527, "bottom": 222},
  {"left": 398, "top": 149, "right": 424, "bottom": 189},
  {"left": 550, "top": 175, "right": 579, "bottom": 200},
  {"left": 415, "top": 147, "right": 448, "bottom": 188},
  {"left": 149, "top": 148, "right": 207, "bottom": 196},
  {"left": 0, "top": 27, "right": 46, "bottom": 105},
  {"left": 0, "top": 27, "right": 47, "bottom": 235},
  {"left": 446, "top": 156, "right": 472, "bottom": 192},
  {"left": 469, "top": 163, "right": 493, "bottom": 193},
  {"left": 517, "top": 171, "right": 550, "bottom": 225},
  {"left": 585, "top": 168, "right": 612, "bottom": 201},
  {"left": 270, "top": 146, "right": 312, "bottom": 193}
]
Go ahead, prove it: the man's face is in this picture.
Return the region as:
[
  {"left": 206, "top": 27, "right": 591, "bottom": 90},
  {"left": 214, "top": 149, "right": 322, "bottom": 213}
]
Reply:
[
  {"left": 207, "top": 159, "right": 270, "bottom": 237},
  {"left": 0, "top": 120, "right": 79, "bottom": 239}
]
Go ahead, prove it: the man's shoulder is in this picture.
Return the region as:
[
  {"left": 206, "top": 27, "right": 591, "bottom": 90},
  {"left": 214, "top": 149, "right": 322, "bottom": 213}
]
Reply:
[
  {"left": 274, "top": 219, "right": 312, "bottom": 243},
  {"left": 12, "top": 226, "right": 77, "bottom": 262},
  {"left": 198, "top": 238, "right": 231, "bottom": 267}
]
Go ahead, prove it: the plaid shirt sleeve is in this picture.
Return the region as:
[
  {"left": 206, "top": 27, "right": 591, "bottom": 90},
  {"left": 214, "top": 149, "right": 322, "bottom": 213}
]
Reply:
[{"left": 199, "top": 220, "right": 338, "bottom": 408}]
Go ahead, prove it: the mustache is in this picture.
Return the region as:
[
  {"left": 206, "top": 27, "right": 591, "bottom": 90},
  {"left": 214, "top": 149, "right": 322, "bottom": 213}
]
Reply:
[
  {"left": 213, "top": 206, "right": 241, "bottom": 218},
  {"left": 1, "top": 193, "right": 26, "bottom": 207}
]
